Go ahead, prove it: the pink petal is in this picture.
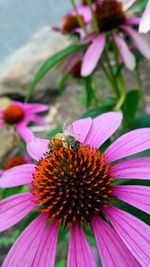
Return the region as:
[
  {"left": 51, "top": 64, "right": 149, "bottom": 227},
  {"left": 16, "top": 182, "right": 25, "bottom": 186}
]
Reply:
[
  {"left": 16, "top": 122, "right": 35, "bottom": 143},
  {"left": 145, "top": 105, "right": 150, "bottom": 114},
  {"left": 0, "top": 164, "right": 35, "bottom": 188},
  {"left": 84, "top": 112, "right": 122, "bottom": 149},
  {"left": 71, "top": 4, "right": 92, "bottom": 24},
  {"left": 0, "top": 192, "right": 36, "bottom": 232},
  {"left": 63, "top": 52, "right": 82, "bottom": 74},
  {"left": 2, "top": 215, "right": 47, "bottom": 267},
  {"left": 126, "top": 17, "right": 141, "bottom": 25},
  {"left": 0, "top": 169, "right": 4, "bottom": 176},
  {"left": 92, "top": 216, "right": 140, "bottom": 267},
  {"left": 23, "top": 103, "right": 49, "bottom": 114},
  {"left": 28, "top": 114, "right": 48, "bottom": 125},
  {"left": 139, "top": 0, "right": 150, "bottom": 33},
  {"left": 113, "top": 32, "right": 135, "bottom": 70},
  {"left": 105, "top": 206, "right": 150, "bottom": 266},
  {"left": 121, "top": 25, "right": 150, "bottom": 59},
  {"left": 64, "top": 118, "right": 92, "bottom": 144},
  {"left": 32, "top": 220, "right": 58, "bottom": 267},
  {"left": 67, "top": 223, "right": 97, "bottom": 267},
  {"left": 81, "top": 33, "right": 106, "bottom": 77},
  {"left": 109, "top": 157, "right": 150, "bottom": 179},
  {"left": 27, "top": 138, "right": 49, "bottom": 161},
  {"left": 113, "top": 185, "right": 150, "bottom": 214},
  {"left": 104, "top": 128, "right": 150, "bottom": 162}
]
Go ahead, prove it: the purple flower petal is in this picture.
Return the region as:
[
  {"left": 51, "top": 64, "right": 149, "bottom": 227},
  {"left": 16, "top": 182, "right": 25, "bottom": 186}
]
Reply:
[
  {"left": 0, "top": 164, "right": 35, "bottom": 188},
  {"left": 32, "top": 220, "right": 58, "bottom": 267},
  {"left": 105, "top": 206, "right": 150, "bottom": 266},
  {"left": 81, "top": 33, "right": 106, "bottom": 77},
  {"left": 104, "top": 128, "right": 150, "bottom": 162},
  {"left": 113, "top": 32, "right": 135, "bottom": 70},
  {"left": 16, "top": 122, "right": 35, "bottom": 143},
  {"left": 27, "top": 138, "right": 49, "bottom": 161},
  {"left": 23, "top": 103, "right": 49, "bottom": 114},
  {"left": 27, "top": 114, "right": 48, "bottom": 125},
  {"left": 139, "top": 0, "right": 150, "bottom": 33},
  {"left": 0, "top": 193, "right": 36, "bottom": 232},
  {"left": 67, "top": 223, "right": 97, "bottom": 267},
  {"left": 84, "top": 112, "right": 122, "bottom": 149},
  {"left": 126, "top": 17, "right": 141, "bottom": 25},
  {"left": 121, "top": 25, "right": 150, "bottom": 59},
  {"left": 109, "top": 157, "right": 150, "bottom": 179},
  {"left": 65, "top": 118, "right": 92, "bottom": 144},
  {"left": 113, "top": 185, "right": 150, "bottom": 214},
  {"left": 92, "top": 216, "right": 140, "bottom": 267},
  {"left": 2, "top": 215, "right": 47, "bottom": 267}
]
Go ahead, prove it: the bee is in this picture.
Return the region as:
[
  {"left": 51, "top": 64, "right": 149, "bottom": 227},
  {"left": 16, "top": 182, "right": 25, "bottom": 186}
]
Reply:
[{"left": 46, "top": 133, "right": 80, "bottom": 158}]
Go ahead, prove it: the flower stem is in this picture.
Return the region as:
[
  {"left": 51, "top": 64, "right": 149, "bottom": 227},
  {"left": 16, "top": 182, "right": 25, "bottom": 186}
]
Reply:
[
  {"left": 86, "top": 0, "right": 99, "bottom": 34},
  {"left": 70, "top": 0, "right": 87, "bottom": 35},
  {"left": 135, "top": 63, "right": 146, "bottom": 109}
]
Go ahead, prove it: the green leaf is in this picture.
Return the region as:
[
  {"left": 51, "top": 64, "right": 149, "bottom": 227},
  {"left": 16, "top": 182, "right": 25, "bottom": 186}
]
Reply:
[
  {"left": 80, "top": 97, "right": 116, "bottom": 118},
  {"left": 123, "top": 90, "right": 139, "bottom": 123},
  {"left": 84, "top": 75, "right": 95, "bottom": 107},
  {"left": 59, "top": 73, "right": 70, "bottom": 95},
  {"left": 26, "top": 44, "right": 87, "bottom": 101},
  {"left": 47, "top": 127, "right": 62, "bottom": 138},
  {"left": 133, "top": 113, "right": 150, "bottom": 128}
]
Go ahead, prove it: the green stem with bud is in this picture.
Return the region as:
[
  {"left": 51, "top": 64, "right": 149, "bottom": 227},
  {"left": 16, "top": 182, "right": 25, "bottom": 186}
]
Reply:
[{"left": 70, "top": 0, "right": 87, "bottom": 35}]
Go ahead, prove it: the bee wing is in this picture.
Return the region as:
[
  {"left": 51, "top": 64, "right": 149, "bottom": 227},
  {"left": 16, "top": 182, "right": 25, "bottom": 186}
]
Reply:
[{"left": 63, "top": 119, "right": 81, "bottom": 140}]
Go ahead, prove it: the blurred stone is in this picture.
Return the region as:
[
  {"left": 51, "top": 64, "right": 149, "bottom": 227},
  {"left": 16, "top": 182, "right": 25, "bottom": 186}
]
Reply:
[{"left": 0, "top": 27, "right": 70, "bottom": 100}]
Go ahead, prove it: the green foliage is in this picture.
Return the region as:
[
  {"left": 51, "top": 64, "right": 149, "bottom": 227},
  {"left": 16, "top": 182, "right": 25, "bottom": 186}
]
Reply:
[
  {"left": 123, "top": 90, "right": 139, "bottom": 127},
  {"left": 26, "top": 44, "right": 87, "bottom": 101}
]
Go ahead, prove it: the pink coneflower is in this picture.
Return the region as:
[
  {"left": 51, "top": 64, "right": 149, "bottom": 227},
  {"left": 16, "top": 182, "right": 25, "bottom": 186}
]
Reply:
[
  {"left": 139, "top": 0, "right": 150, "bottom": 33},
  {"left": 0, "top": 112, "right": 150, "bottom": 266},
  {"left": 81, "top": 0, "right": 150, "bottom": 76},
  {"left": 0, "top": 154, "right": 32, "bottom": 176},
  {"left": 53, "top": 3, "right": 92, "bottom": 36},
  {"left": 0, "top": 101, "right": 48, "bottom": 142}
]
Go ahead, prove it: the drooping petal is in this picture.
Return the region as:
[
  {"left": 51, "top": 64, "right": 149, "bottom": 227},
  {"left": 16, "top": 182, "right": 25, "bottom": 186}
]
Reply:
[
  {"left": 16, "top": 122, "right": 35, "bottom": 143},
  {"left": 113, "top": 32, "right": 135, "bottom": 70},
  {"left": 139, "top": 0, "right": 150, "bottom": 33},
  {"left": 109, "top": 157, "right": 150, "bottom": 179},
  {"left": 0, "top": 193, "right": 36, "bottom": 232},
  {"left": 71, "top": 4, "right": 92, "bottom": 24},
  {"left": 67, "top": 223, "right": 97, "bottom": 267},
  {"left": 104, "top": 128, "right": 150, "bottom": 162},
  {"left": 0, "top": 164, "right": 35, "bottom": 188},
  {"left": 81, "top": 33, "right": 106, "bottom": 77},
  {"left": 126, "top": 17, "right": 141, "bottom": 25},
  {"left": 27, "top": 114, "right": 48, "bottom": 125},
  {"left": 105, "top": 206, "right": 150, "bottom": 267},
  {"left": 146, "top": 105, "right": 150, "bottom": 114},
  {"left": 27, "top": 138, "right": 49, "bottom": 161},
  {"left": 112, "top": 185, "right": 150, "bottom": 214},
  {"left": 32, "top": 220, "right": 58, "bottom": 267},
  {"left": 121, "top": 25, "right": 150, "bottom": 59},
  {"left": 23, "top": 103, "right": 49, "bottom": 114},
  {"left": 92, "top": 216, "right": 140, "bottom": 267},
  {"left": 84, "top": 112, "right": 122, "bottom": 149},
  {"left": 0, "top": 169, "right": 4, "bottom": 176},
  {"left": 64, "top": 118, "right": 92, "bottom": 144},
  {"left": 2, "top": 215, "right": 47, "bottom": 267}
]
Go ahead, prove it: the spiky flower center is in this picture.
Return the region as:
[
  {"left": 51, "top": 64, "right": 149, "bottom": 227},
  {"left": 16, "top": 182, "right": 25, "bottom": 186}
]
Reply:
[
  {"left": 95, "top": 0, "right": 126, "bottom": 32},
  {"left": 62, "top": 15, "right": 85, "bottom": 33},
  {"left": 3, "top": 155, "right": 25, "bottom": 170},
  {"left": 32, "top": 144, "right": 113, "bottom": 227},
  {"left": 3, "top": 104, "right": 24, "bottom": 125}
]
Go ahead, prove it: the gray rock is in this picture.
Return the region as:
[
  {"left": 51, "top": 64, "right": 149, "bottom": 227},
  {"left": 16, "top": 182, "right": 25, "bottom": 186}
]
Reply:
[{"left": 0, "top": 27, "right": 70, "bottom": 99}]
